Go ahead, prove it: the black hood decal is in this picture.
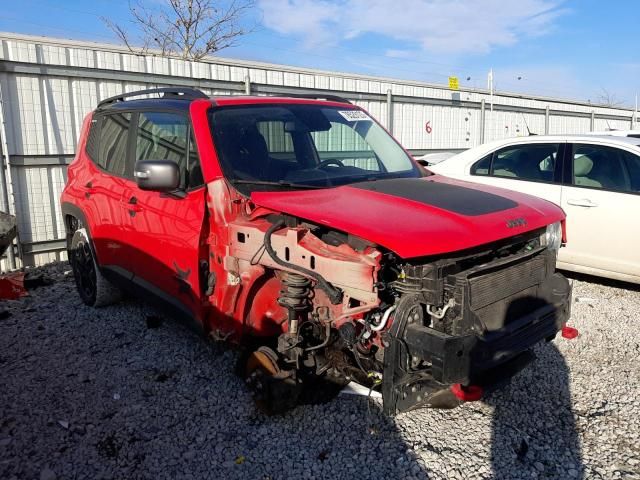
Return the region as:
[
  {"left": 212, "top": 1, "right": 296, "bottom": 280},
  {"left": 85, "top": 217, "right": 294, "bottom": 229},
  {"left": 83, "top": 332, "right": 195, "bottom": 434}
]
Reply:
[{"left": 352, "top": 178, "right": 518, "bottom": 216}]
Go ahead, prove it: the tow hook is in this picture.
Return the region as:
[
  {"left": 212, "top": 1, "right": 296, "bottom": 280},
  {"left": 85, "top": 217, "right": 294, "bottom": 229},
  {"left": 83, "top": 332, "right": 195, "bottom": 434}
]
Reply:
[{"left": 450, "top": 384, "right": 484, "bottom": 402}]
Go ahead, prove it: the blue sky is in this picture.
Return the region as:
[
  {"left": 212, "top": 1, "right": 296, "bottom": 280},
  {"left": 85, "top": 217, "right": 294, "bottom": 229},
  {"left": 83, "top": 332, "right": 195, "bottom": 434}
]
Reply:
[{"left": 1, "top": 0, "right": 638, "bottom": 107}]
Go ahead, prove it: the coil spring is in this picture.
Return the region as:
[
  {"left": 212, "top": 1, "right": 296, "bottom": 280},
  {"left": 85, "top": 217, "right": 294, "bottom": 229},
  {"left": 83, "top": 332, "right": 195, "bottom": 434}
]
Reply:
[{"left": 278, "top": 272, "right": 312, "bottom": 312}]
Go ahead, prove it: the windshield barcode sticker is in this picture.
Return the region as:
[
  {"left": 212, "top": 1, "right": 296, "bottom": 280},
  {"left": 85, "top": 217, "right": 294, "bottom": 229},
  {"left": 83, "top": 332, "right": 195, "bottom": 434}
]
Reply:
[{"left": 338, "top": 110, "right": 371, "bottom": 122}]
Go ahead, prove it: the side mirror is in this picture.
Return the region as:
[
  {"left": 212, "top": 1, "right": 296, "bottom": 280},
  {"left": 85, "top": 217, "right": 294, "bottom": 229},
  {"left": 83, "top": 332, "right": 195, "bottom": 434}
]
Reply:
[
  {"left": 134, "top": 160, "right": 180, "bottom": 192},
  {"left": 415, "top": 158, "right": 430, "bottom": 167}
]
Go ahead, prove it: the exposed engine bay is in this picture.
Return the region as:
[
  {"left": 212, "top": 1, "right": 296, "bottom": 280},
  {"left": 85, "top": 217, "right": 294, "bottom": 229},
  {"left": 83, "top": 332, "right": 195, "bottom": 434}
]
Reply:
[{"left": 205, "top": 180, "right": 572, "bottom": 415}]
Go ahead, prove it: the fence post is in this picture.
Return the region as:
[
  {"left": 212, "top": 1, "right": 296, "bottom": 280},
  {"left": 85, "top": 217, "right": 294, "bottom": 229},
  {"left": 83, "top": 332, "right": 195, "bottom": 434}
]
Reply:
[
  {"left": 590, "top": 111, "right": 595, "bottom": 132},
  {"left": 480, "top": 99, "right": 486, "bottom": 144},
  {"left": 0, "top": 83, "right": 16, "bottom": 270},
  {"left": 545, "top": 106, "right": 550, "bottom": 134},
  {"left": 386, "top": 89, "right": 393, "bottom": 134},
  {"left": 244, "top": 75, "right": 251, "bottom": 95}
]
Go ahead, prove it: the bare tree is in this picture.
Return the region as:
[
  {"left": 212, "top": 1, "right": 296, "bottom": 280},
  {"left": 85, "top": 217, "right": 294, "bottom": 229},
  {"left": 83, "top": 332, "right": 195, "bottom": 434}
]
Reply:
[
  {"left": 103, "top": 0, "right": 255, "bottom": 60},
  {"left": 596, "top": 88, "right": 624, "bottom": 108}
]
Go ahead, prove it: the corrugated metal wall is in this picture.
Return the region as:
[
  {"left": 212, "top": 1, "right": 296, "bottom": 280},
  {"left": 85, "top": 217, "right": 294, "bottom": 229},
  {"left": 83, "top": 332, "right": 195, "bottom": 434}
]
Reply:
[{"left": 0, "top": 32, "right": 638, "bottom": 269}]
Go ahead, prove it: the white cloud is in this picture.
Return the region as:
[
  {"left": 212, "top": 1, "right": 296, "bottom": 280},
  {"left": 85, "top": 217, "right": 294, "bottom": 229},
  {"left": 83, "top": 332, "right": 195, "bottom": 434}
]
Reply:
[
  {"left": 259, "top": 0, "right": 343, "bottom": 47},
  {"left": 258, "top": 0, "right": 566, "bottom": 54}
]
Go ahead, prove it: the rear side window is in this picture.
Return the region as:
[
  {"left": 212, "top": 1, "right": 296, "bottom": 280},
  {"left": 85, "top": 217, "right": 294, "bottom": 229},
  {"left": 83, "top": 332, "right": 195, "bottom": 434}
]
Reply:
[
  {"left": 471, "top": 153, "right": 492, "bottom": 175},
  {"left": 97, "top": 113, "right": 132, "bottom": 177},
  {"left": 622, "top": 150, "right": 640, "bottom": 192},
  {"left": 471, "top": 144, "right": 560, "bottom": 183},
  {"left": 85, "top": 116, "right": 100, "bottom": 162},
  {"left": 136, "top": 112, "right": 189, "bottom": 187}
]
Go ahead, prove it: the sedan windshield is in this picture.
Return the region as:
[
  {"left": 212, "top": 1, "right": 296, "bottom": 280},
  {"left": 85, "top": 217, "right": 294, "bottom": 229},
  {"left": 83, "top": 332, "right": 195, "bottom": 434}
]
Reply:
[{"left": 209, "top": 104, "right": 422, "bottom": 192}]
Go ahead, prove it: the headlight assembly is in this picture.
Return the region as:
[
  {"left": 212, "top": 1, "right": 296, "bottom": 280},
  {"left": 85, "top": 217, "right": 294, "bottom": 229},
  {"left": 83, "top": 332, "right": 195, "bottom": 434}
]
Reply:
[{"left": 541, "top": 221, "right": 562, "bottom": 251}]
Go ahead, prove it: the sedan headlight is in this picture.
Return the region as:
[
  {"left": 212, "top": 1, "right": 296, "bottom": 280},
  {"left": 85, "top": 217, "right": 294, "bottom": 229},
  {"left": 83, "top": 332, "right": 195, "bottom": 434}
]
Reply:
[{"left": 541, "top": 221, "right": 562, "bottom": 251}]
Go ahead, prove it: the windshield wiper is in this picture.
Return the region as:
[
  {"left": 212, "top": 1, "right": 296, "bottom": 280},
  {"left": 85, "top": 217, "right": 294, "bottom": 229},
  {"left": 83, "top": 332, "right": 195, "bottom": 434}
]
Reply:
[{"left": 230, "top": 179, "right": 327, "bottom": 190}]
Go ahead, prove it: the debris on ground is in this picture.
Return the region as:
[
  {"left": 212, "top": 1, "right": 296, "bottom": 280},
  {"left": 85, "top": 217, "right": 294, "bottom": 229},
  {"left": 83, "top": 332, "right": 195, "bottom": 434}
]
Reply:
[
  {"left": 0, "top": 272, "right": 27, "bottom": 300},
  {"left": 0, "top": 211, "right": 16, "bottom": 257},
  {"left": 24, "top": 273, "right": 54, "bottom": 290},
  {"left": 575, "top": 296, "right": 597, "bottom": 305},
  {"left": 0, "top": 270, "right": 52, "bottom": 300}
]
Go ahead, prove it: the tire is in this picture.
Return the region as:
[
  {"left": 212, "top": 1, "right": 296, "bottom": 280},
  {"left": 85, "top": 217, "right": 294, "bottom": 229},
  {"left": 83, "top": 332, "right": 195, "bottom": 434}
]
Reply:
[{"left": 69, "top": 228, "right": 122, "bottom": 307}]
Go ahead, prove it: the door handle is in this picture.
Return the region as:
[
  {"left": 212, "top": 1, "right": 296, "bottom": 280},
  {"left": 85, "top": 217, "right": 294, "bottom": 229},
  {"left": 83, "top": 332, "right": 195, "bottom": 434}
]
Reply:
[
  {"left": 567, "top": 198, "right": 597, "bottom": 207},
  {"left": 83, "top": 181, "right": 95, "bottom": 199},
  {"left": 127, "top": 196, "right": 143, "bottom": 216}
]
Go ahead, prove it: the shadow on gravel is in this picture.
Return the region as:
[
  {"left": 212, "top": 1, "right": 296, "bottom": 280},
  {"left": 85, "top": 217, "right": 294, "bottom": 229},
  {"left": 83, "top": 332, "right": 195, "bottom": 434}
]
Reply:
[
  {"left": 487, "top": 342, "right": 584, "bottom": 479},
  {"left": 560, "top": 269, "right": 640, "bottom": 293}
]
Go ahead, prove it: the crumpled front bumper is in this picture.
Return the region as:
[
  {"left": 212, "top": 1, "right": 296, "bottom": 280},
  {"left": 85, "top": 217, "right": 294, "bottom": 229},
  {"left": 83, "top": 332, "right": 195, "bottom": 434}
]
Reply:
[{"left": 381, "top": 272, "right": 572, "bottom": 415}]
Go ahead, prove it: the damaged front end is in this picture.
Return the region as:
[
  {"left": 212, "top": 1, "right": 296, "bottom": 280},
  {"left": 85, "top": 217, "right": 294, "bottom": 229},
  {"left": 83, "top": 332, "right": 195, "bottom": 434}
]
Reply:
[
  {"left": 206, "top": 182, "right": 571, "bottom": 415},
  {"left": 380, "top": 234, "right": 572, "bottom": 414}
]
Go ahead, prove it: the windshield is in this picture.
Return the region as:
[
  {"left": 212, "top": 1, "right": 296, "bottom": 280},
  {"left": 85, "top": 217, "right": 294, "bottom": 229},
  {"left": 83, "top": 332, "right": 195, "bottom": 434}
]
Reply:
[{"left": 209, "top": 104, "right": 421, "bottom": 191}]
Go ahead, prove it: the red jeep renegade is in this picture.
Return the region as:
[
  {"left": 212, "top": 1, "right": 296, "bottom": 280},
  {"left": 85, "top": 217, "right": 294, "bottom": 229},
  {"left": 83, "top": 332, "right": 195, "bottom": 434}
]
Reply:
[{"left": 61, "top": 87, "right": 571, "bottom": 414}]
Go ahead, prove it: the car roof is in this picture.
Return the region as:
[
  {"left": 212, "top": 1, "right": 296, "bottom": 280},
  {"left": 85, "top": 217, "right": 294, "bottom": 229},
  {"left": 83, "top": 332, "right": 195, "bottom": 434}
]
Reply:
[
  {"left": 585, "top": 130, "right": 640, "bottom": 138},
  {"left": 97, "top": 88, "right": 355, "bottom": 112},
  {"left": 101, "top": 98, "right": 193, "bottom": 112},
  {"left": 480, "top": 134, "right": 640, "bottom": 148}
]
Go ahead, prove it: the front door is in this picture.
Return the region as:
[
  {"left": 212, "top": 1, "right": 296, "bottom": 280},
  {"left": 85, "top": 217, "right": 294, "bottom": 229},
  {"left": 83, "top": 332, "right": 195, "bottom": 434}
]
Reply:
[{"left": 123, "top": 110, "right": 208, "bottom": 321}]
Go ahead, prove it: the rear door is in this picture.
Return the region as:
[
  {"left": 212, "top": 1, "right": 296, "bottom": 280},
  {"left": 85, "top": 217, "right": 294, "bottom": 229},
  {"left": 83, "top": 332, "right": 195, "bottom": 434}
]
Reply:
[
  {"left": 84, "top": 111, "right": 136, "bottom": 270},
  {"left": 559, "top": 143, "right": 640, "bottom": 278},
  {"left": 123, "top": 110, "right": 207, "bottom": 320},
  {"left": 466, "top": 142, "right": 564, "bottom": 206}
]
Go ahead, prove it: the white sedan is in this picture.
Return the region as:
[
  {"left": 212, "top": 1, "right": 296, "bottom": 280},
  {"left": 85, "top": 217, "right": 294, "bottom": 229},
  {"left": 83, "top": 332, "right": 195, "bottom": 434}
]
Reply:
[{"left": 429, "top": 135, "right": 640, "bottom": 284}]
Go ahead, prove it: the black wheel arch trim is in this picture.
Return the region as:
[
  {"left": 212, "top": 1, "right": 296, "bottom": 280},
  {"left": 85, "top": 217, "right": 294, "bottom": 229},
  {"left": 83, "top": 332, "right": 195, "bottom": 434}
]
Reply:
[{"left": 61, "top": 202, "right": 100, "bottom": 264}]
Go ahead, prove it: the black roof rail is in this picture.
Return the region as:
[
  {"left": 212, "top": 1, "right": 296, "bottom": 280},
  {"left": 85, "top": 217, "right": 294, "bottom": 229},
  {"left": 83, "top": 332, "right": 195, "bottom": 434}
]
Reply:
[
  {"left": 277, "top": 93, "right": 352, "bottom": 104},
  {"left": 97, "top": 87, "right": 208, "bottom": 109}
]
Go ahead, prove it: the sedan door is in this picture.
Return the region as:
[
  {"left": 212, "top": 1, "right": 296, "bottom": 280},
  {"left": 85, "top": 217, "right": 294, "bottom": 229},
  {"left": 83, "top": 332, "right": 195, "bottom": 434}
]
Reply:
[
  {"left": 559, "top": 143, "right": 640, "bottom": 281},
  {"left": 463, "top": 142, "right": 565, "bottom": 206}
]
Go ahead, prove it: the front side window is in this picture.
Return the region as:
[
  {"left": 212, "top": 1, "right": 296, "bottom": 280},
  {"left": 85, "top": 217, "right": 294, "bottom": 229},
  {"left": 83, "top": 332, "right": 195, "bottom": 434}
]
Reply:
[
  {"left": 209, "top": 104, "right": 420, "bottom": 192},
  {"left": 98, "top": 112, "right": 132, "bottom": 177},
  {"left": 572, "top": 144, "right": 637, "bottom": 193},
  {"left": 471, "top": 144, "right": 560, "bottom": 182},
  {"left": 136, "top": 112, "right": 189, "bottom": 188},
  {"left": 187, "top": 131, "right": 204, "bottom": 188}
]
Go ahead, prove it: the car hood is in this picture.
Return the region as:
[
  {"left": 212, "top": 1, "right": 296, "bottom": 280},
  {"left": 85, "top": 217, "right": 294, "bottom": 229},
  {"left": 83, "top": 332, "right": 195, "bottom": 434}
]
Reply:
[{"left": 251, "top": 175, "right": 565, "bottom": 259}]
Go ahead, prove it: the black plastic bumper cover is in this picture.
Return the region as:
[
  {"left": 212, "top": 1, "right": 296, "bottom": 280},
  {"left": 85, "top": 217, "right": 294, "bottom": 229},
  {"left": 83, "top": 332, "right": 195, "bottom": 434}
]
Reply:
[{"left": 382, "top": 272, "right": 572, "bottom": 415}]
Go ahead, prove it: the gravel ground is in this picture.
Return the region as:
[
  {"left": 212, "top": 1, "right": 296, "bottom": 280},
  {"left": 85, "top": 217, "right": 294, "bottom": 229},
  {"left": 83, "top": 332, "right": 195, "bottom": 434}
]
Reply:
[{"left": 1, "top": 262, "right": 639, "bottom": 480}]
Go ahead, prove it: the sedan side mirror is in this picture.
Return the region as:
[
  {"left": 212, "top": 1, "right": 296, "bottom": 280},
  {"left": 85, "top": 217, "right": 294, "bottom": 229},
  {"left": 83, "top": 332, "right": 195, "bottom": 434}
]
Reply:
[
  {"left": 415, "top": 158, "right": 429, "bottom": 167},
  {"left": 134, "top": 160, "right": 180, "bottom": 192}
]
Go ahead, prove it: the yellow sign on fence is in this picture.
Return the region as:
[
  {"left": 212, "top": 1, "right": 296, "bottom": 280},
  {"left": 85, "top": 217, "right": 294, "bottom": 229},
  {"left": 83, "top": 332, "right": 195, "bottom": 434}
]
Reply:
[{"left": 448, "top": 76, "right": 459, "bottom": 91}]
